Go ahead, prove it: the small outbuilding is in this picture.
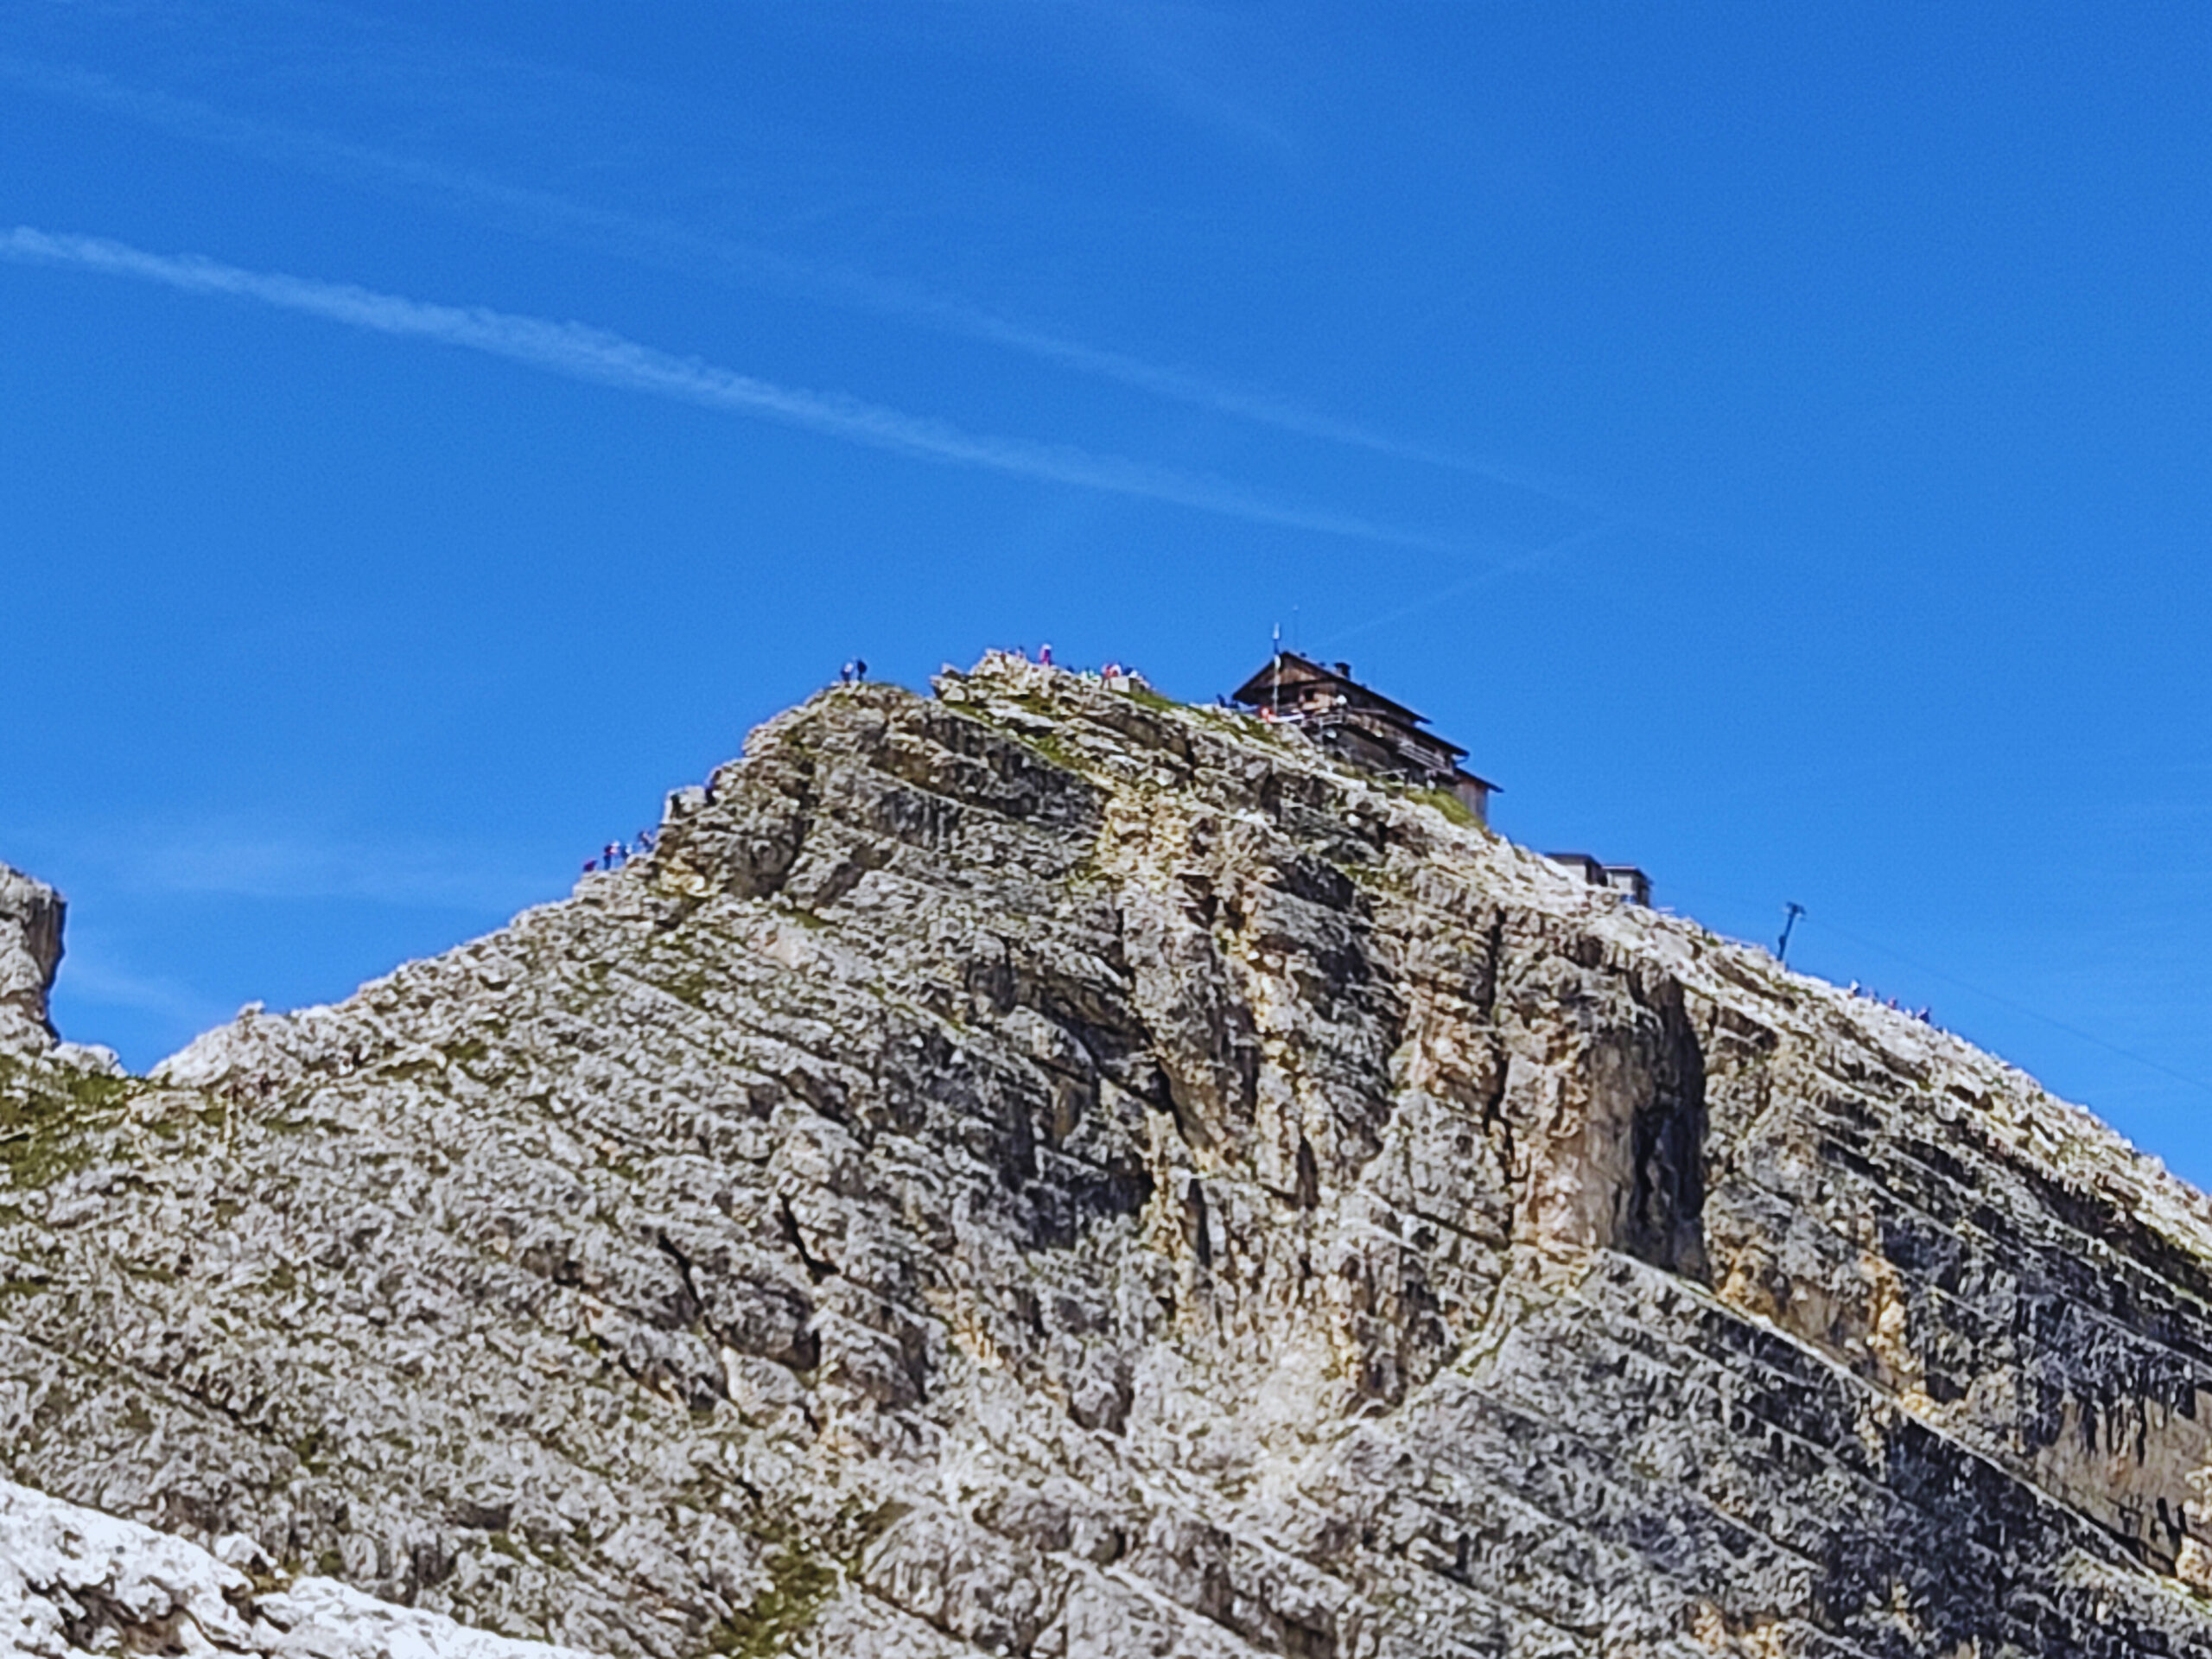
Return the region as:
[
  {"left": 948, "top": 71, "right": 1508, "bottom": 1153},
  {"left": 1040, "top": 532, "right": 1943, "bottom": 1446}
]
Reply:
[
  {"left": 1231, "top": 652, "right": 1497, "bottom": 824},
  {"left": 1544, "top": 853, "right": 1652, "bottom": 906}
]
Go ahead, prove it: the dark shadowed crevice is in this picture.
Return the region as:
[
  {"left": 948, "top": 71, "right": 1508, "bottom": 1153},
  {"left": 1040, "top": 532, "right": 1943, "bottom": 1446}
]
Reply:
[
  {"left": 1620, "top": 976, "right": 1710, "bottom": 1283},
  {"left": 1294, "top": 1137, "right": 1320, "bottom": 1210}
]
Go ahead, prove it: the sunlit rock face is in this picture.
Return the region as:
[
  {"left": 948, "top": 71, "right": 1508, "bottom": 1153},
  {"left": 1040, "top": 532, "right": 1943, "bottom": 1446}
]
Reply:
[
  {"left": 4, "top": 653, "right": 2212, "bottom": 1657},
  {"left": 0, "top": 861, "right": 62, "bottom": 1054}
]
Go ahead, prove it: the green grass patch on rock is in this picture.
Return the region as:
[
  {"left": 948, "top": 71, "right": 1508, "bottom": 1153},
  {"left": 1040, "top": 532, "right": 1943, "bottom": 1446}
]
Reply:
[
  {"left": 1407, "top": 785, "right": 1479, "bottom": 829},
  {"left": 0, "top": 1056, "right": 133, "bottom": 1187},
  {"left": 707, "top": 1548, "right": 839, "bottom": 1657}
]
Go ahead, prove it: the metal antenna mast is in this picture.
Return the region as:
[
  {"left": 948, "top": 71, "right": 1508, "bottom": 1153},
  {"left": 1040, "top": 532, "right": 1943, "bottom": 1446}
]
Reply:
[{"left": 1777, "top": 902, "right": 1806, "bottom": 963}]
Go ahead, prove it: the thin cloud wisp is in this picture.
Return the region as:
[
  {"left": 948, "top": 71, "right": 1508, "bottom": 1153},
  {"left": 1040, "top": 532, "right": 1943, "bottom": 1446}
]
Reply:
[
  {"left": 0, "top": 53, "right": 1583, "bottom": 502},
  {"left": 1, "top": 225, "right": 1474, "bottom": 554}
]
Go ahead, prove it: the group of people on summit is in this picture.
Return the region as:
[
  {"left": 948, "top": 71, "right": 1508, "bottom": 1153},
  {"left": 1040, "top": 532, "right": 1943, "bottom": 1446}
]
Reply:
[
  {"left": 837, "top": 645, "right": 1138, "bottom": 684},
  {"left": 1848, "top": 982, "right": 1936, "bottom": 1026},
  {"left": 582, "top": 827, "right": 655, "bottom": 875}
]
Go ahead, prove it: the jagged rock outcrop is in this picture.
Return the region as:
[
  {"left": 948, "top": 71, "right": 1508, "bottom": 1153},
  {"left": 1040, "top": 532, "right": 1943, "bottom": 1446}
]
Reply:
[
  {"left": 4, "top": 653, "right": 2212, "bottom": 1657},
  {"left": 0, "top": 1476, "right": 599, "bottom": 1657},
  {"left": 0, "top": 861, "right": 63, "bottom": 1053}
]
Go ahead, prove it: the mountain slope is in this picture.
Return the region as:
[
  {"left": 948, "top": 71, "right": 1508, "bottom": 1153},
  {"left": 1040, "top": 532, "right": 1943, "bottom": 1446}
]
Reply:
[{"left": 3, "top": 653, "right": 2211, "bottom": 1656}]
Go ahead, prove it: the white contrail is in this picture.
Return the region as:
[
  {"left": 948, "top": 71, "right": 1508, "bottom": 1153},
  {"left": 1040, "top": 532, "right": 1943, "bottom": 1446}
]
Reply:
[
  {"left": 0, "top": 225, "right": 1482, "bottom": 553},
  {"left": 0, "top": 54, "right": 1595, "bottom": 506},
  {"left": 1311, "top": 518, "right": 1626, "bottom": 653}
]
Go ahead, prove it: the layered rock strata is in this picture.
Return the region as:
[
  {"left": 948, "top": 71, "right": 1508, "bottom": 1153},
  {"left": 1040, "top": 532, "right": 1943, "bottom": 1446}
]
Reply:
[{"left": 4, "top": 654, "right": 2212, "bottom": 1656}]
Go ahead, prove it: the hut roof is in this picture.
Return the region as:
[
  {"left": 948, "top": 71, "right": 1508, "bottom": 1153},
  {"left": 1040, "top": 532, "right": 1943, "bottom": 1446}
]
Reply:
[
  {"left": 1230, "top": 652, "right": 1429, "bottom": 728},
  {"left": 1230, "top": 652, "right": 1497, "bottom": 791}
]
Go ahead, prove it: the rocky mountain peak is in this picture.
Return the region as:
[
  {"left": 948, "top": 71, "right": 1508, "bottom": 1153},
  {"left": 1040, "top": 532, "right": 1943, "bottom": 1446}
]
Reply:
[
  {"left": 0, "top": 861, "right": 62, "bottom": 1055},
  {"left": 5, "top": 652, "right": 2212, "bottom": 1656}
]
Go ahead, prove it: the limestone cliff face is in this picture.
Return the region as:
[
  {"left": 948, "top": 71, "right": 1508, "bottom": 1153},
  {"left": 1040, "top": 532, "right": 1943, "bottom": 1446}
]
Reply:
[
  {"left": 0, "top": 861, "right": 62, "bottom": 1054},
  {"left": 4, "top": 654, "right": 2212, "bottom": 1657}
]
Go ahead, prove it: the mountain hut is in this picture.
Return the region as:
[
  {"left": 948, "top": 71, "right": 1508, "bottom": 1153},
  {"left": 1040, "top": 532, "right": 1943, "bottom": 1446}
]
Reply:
[{"left": 1230, "top": 652, "right": 1497, "bottom": 826}]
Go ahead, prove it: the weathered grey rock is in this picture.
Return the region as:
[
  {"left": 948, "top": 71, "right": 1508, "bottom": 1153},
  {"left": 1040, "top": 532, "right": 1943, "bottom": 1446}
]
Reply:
[
  {"left": 0, "top": 861, "right": 62, "bottom": 1054},
  {"left": 0, "top": 1476, "right": 601, "bottom": 1656},
  {"left": 3, "top": 652, "right": 2212, "bottom": 1656}
]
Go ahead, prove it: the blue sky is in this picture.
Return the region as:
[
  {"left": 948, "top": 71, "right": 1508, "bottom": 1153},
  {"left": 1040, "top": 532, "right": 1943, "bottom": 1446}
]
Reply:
[{"left": 7, "top": 3, "right": 2212, "bottom": 1181}]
